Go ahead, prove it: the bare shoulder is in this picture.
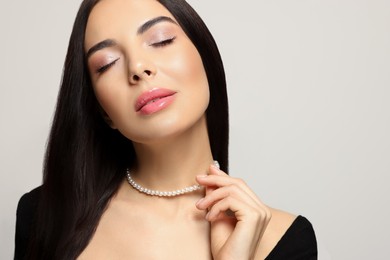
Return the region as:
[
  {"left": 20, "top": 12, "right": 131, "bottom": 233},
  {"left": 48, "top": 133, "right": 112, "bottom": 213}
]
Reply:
[
  {"left": 268, "top": 208, "right": 297, "bottom": 235},
  {"left": 255, "top": 208, "right": 297, "bottom": 259}
]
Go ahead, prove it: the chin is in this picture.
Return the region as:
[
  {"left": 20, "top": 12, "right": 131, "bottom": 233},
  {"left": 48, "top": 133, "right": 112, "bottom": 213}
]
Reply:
[{"left": 122, "top": 112, "right": 208, "bottom": 145}]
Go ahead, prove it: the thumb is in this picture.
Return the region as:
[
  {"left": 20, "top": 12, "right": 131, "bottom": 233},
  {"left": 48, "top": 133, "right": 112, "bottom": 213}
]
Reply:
[{"left": 206, "top": 161, "right": 221, "bottom": 195}]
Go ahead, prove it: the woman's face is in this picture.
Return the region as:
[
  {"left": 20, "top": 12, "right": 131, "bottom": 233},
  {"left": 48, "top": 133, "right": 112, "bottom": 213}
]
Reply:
[{"left": 84, "top": 0, "right": 209, "bottom": 144}]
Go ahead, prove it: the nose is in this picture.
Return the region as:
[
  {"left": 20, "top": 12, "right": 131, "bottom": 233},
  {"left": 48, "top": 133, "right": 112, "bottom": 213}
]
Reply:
[{"left": 128, "top": 55, "right": 156, "bottom": 85}]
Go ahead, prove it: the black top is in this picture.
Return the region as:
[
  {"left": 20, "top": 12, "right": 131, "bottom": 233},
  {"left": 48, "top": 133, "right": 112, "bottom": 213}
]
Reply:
[{"left": 15, "top": 187, "right": 317, "bottom": 259}]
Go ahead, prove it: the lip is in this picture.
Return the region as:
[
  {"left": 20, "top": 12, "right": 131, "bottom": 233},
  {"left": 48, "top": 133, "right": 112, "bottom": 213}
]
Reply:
[{"left": 135, "top": 88, "right": 177, "bottom": 115}]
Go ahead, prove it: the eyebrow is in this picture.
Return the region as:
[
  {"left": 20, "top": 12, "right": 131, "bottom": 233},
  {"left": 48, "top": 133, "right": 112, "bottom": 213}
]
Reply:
[
  {"left": 137, "top": 16, "right": 177, "bottom": 35},
  {"left": 86, "top": 16, "right": 177, "bottom": 59},
  {"left": 86, "top": 39, "right": 117, "bottom": 59}
]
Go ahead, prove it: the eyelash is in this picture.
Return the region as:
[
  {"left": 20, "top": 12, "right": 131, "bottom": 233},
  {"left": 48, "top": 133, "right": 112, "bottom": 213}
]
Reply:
[
  {"left": 152, "top": 36, "right": 176, "bottom": 47},
  {"left": 95, "top": 37, "right": 176, "bottom": 74},
  {"left": 97, "top": 58, "right": 120, "bottom": 74}
]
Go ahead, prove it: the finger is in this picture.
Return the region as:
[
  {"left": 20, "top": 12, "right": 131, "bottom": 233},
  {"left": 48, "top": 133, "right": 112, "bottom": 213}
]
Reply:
[
  {"left": 206, "top": 196, "right": 259, "bottom": 223},
  {"left": 204, "top": 162, "right": 221, "bottom": 196},
  {"left": 196, "top": 174, "right": 262, "bottom": 207},
  {"left": 194, "top": 163, "right": 226, "bottom": 185},
  {"left": 207, "top": 196, "right": 272, "bottom": 236},
  {"left": 205, "top": 185, "right": 215, "bottom": 199},
  {"left": 208, "top": 196, "right": 271, "bottom": 255},
  {"left": 209, "top": 163, "right": 225, "bottom": 176},
  {"left": 196, "top": 184, "right": 263, "bottom": 211}
]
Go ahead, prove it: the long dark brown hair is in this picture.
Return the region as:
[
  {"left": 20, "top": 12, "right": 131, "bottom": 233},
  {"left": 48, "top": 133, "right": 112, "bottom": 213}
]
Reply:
[{"left": 27, "top": 0, "right": 229, "bottom": 259}]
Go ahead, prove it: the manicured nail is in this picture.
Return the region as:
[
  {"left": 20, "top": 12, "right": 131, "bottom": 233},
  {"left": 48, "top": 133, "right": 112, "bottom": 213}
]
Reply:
[
  {"left": 196, "top": 198, "right": 204, "bottom": 206},
  {"left": 211, "top": 164, "right": 221, "bottom": 171},
  {"left": 211, "top": 164, "right": 220, "bottom": 170}
]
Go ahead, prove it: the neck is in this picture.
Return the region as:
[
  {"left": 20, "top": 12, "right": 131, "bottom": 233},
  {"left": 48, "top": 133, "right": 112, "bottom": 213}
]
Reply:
[{"left": 130, "top": 116, "right": 213, "bottom": 191}]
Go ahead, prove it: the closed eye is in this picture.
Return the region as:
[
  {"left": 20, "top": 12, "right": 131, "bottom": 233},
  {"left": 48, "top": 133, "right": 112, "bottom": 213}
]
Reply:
[
  {"left": 96, "top": 58, "right": 120, "bottom": 74},
  {"left": 151, "top": 36, "right": 176, "bottom": 47}
]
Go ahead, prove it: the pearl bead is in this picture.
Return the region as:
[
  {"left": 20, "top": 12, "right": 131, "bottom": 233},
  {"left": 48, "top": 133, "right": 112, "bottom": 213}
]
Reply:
[{"left": 125, "top": 161, "right": 219, "bottom": 197}]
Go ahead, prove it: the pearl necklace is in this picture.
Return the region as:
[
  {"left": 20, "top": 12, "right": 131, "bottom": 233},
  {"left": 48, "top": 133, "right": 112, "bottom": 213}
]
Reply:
[{"left": 126, "top": 161, "right": 220, "bottom": 197}]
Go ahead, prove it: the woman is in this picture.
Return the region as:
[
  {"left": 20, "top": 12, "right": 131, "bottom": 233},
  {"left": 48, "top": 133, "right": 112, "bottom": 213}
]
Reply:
[{"left": 15, "top": 0, "right": 317, "bottom": 259}]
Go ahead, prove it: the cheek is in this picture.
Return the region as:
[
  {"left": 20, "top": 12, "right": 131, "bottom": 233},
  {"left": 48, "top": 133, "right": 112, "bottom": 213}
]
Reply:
[
  {"left": 94, "top": 86, "right": 116, "bottom": 115},
  {"left": 173, "top": 45, "right": 207, "bottom": 84},
  {"left": 161, "top": 42, "right": 209, "bottom": 100},
  {"left": 184, "top": 47, "right": 209, "bottom": 110},
  {"left": 178, "top": 55, "right": 210, "bottom": 121},
  {"left": 93, "top": 79, "right": 129, "bottom": 121},
  {"left": 182, "top": 46, "right": 210, "bottom": 105}
]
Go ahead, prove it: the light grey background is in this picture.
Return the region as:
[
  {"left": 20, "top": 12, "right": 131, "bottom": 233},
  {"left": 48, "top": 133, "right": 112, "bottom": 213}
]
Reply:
[{"left": 1, "top": 0, "right": 389, "bottom": 259}]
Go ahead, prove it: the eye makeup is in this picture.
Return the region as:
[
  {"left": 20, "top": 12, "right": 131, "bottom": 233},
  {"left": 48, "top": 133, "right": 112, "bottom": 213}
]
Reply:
[
  {"left": 88, "top": 23, "right": 179, "bottom": 76},
  {"left": 96, "top": 57, "right": 120, "bottom": 74},
  {"left": 146, "top": 23, "right": 178, "bottom": 47},
  {"left": 89, "top": 54, "right": 120, "bottom": 75},
  {"left": 150, "top": 36, "right": 176, "bottom": 47}
]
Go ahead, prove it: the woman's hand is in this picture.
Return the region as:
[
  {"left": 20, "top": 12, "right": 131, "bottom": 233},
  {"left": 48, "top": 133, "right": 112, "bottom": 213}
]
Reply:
[{"left": 196, "top": 164, "right": 272, "bottom": 260}]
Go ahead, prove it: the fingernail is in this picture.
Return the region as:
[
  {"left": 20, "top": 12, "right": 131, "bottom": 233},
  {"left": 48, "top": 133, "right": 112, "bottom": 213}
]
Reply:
[
  {"left": 211, "top": 165, "right": 220, "bottom": 171},
  {"left": 205, "top": 212, "right": 210, "bottom": 220},
  {"left": 196, "top": 198, "right": 204, "bottom": 206},
  {"left": 197, "top": 175, "right": 207, "bottom": 178}
]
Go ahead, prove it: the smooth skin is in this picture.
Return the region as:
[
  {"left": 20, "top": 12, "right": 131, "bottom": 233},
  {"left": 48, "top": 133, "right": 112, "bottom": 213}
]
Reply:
[
  {"left": 196, "top": 165, "right": 270, "bottom": 260},
  {"left": 79, "top": 0, "right": 296, "bottom": 259}
]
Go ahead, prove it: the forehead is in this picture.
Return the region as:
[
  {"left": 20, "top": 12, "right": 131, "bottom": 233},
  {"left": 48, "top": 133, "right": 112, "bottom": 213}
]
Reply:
[{"left": 85, "top": 0, "right": 175, "bottom": 48}]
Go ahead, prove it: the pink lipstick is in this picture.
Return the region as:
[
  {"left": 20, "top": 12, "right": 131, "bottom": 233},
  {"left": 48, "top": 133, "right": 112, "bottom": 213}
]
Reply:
[{"left": 135, "top": 88, "right": 176, "bottom": 115}]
